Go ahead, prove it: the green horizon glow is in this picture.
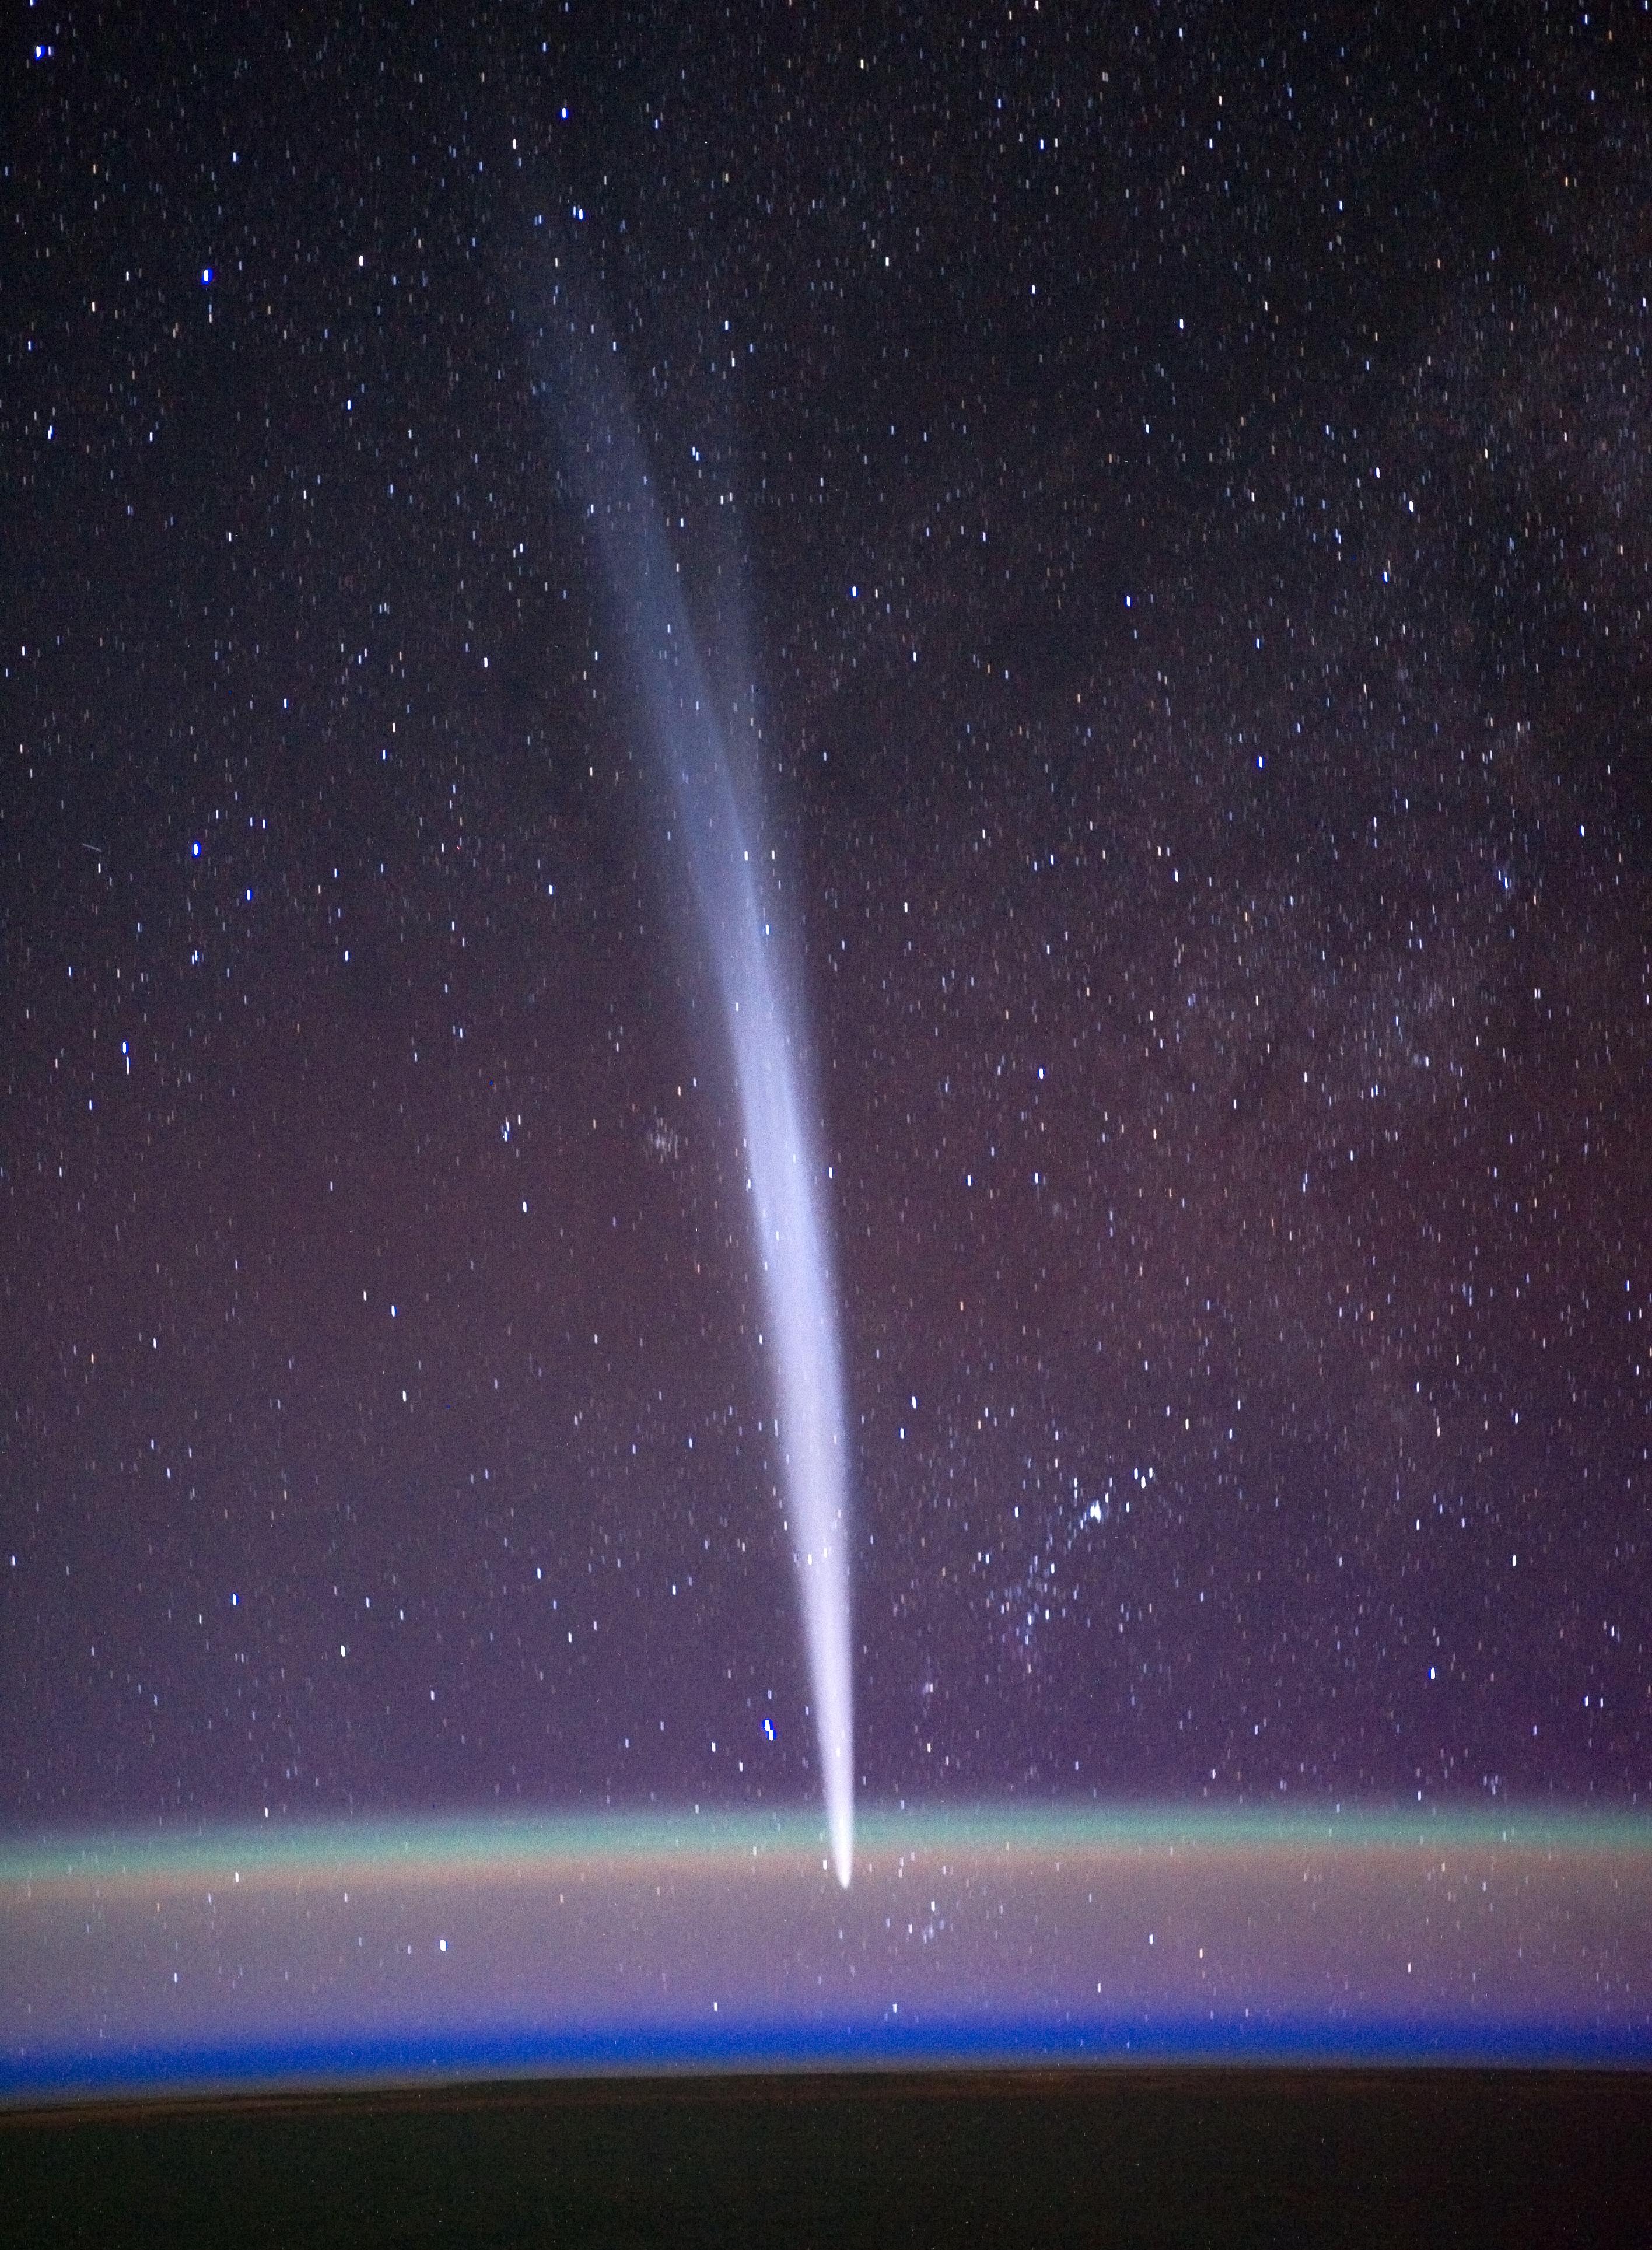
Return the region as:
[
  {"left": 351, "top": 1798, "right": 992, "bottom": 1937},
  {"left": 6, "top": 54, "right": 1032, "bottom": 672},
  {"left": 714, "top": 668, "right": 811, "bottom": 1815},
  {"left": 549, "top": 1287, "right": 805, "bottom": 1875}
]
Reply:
[{"left": 4, "top": 1796, "right": 1648, "bottom": 1891}]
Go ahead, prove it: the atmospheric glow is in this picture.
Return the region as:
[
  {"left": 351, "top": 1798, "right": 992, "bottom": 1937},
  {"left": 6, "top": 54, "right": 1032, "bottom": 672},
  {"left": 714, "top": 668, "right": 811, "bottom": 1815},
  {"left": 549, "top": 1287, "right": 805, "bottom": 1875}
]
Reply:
[
  {"left": 7, "top": 1803, "right": 1648, "bottom": 2100},
  {"left": 547, "top": 299, "right": 855, "bottom": 1885}
]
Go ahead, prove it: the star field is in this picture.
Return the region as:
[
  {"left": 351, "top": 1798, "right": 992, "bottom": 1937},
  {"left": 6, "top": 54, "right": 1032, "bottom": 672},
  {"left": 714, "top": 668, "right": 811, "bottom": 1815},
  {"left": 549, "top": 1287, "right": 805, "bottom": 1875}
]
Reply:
[{"left": 3, "top": 0, "right": 1648, "bottom": 1832}]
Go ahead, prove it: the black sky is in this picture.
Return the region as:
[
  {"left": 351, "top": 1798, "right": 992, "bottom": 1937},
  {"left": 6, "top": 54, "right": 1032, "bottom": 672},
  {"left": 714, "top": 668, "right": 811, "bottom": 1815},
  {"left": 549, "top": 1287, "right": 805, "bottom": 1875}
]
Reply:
[{"left": 4, "top": 0, "right": 1648, "bottom": 1829}]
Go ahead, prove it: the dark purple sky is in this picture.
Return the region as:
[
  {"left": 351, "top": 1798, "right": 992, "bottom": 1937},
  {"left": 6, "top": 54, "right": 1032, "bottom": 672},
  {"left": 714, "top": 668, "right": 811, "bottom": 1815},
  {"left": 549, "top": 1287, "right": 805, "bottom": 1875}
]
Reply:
[{"left": 4, "top": 1, "right": 1647, "bottom": 1831}]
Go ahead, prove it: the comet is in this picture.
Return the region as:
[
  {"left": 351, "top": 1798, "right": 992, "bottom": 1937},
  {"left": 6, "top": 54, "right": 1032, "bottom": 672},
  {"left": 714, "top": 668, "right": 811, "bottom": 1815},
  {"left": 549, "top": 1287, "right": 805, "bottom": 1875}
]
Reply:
[{"left": 537, "top": 280, "right": 856, "bottom": 1887}]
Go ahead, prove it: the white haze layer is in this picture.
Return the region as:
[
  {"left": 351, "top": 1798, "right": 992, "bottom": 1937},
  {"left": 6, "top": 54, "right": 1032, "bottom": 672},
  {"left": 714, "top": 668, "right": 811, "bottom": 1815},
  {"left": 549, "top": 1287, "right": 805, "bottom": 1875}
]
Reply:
[{"left": 543, "top": 303, "right": 855, "bottom": 1886}]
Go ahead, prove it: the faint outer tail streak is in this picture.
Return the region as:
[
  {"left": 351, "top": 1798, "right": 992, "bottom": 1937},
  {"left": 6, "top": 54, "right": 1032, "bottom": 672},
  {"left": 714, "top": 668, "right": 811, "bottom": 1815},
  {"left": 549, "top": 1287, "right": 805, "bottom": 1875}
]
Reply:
[{"left": 538, "top": 285, "right": 855, "bottom": 1886}]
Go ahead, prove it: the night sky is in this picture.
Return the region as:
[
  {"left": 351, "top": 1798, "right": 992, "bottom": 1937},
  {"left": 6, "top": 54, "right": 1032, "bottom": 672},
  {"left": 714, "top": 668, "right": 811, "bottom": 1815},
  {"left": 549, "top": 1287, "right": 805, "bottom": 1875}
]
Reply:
[{"left": 5, "top": 2, "right": 1648, "bottom": 1838}]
